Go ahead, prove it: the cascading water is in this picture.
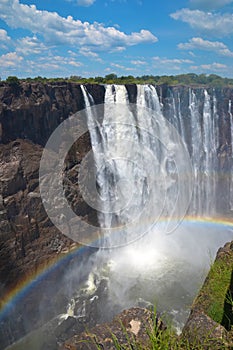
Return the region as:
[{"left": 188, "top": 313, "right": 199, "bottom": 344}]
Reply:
[
  {"left": 74, "top": 84, "right": 231, "bottom": 328},
  {"left": 168, "top": 88, "right": 220, "bottom": 216},
  {"left": 202, "top": 90, "right": 217, "bottom": 215},
  {"left": 189, "top": 88, "right": 203, "bottom": 215},
  {"left": 2, "top": 84, "right": 233, "bottom": 350},
  {"left": 229, "top": 99, "right": 233, "bottom": 211}
]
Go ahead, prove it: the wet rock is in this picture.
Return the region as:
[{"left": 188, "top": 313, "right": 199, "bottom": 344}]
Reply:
[
  {"left": 0, "top": 138, "right": 92, "bottom": 301},
  {"left": 0, "top": 82, "right": 105, "bottom": 146},
  {"left": 181, "top": 240, "right": 233, "bottom": 349},
  {"left": 62, "top": 307, "right": 166, "bottom": 350},
  {"left": 182, "top": 311, "right": 229, "bottom": 349}
]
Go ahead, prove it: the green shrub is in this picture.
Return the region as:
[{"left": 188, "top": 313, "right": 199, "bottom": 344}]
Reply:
[{"left": 6, "top": 76, "right": 20, "bottom": 85}]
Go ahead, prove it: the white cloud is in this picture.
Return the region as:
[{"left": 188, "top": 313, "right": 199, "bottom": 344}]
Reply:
[
  {"left": 0, "top": 52, "right": 23, "bottom": 67},
  {"left": 68, "top": 50, "right": 77, "bottom": 56},
  {"left": 77, "top": 0, "right": 95, "bottom": 6},
  {"left": 69, "top": 60, "right": 83, "bottom": 67},
  {"left": 188, "top": 51, "right": 196, "bottom": 57},
  {"left": 26, "top": 55, "right": 83, "bottom": 74},
  {"left": 131, "top": 60, "right": 147, "bottom": 65},
  {"left": 171, "top": 9, "right": 233, "bottom": 37},
  {"left": 178, "top": 37, "right": 233, "bottom": 57},
  {"left": 151, "top": 56, "right": 194, "bottom": 72},
  {"left": 0, "top": 0, "right": 157, "bottom": 51},
  {"left": 191, "top": 62, "right": 227, "bottom": 71},
  {"left": 111, "top": 63, "right": 135, "bottom": 71},
  {"left": 16, "top": 35, "right": 49, "bottom": 55},
  {"left": 0, "top": 28, "right": 11, "bottom": 49},
  {"left": 153, "top": 56, "right": 193, "bottom": 64},
  {"left": 46, "top": 55, "right": 83, "bottom": 67},
  {"left": 109, "top": 47, "right": 126, "bottom": 53},
  {"left": 189, "top": 0, "right": 233, "bottom": 10},
  {"left": 79, "top": 47, "right": 103, "bottom": 62},
  {"left": 0, "top": 28, "right": 10, "bottom": 41}
]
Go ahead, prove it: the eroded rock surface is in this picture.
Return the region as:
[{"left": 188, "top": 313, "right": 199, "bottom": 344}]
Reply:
[
  {"left": 0, "top": 140, "right": 78, "bottom": 299},
  {"left": 62, "top": 307, "right": 165, "bottom": 350},
  {"left": 181, "top": 241, "right": 233, "bottom": 349}
]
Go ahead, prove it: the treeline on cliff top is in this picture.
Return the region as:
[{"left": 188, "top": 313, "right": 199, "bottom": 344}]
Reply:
[{"left": 3, "top": 73, "right": 233, "bottom": 87}]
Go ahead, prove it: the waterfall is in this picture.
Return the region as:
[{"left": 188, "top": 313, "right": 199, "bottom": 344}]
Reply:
[
  {"left": 3, "top": 85, "right": 233, "bottom": 350},
  {"left": 186, "top": 89, "right": 219, "bottom": 216},
  {"left": 202, "top": 89, "right": 217, "bottom": 215},
  {"left": 80, "top": 84, "right": 192, "bottom": 246},
  {"left": 189, "top": 88, "right": 203, "bottom": 215},
  {"left": 80, "top": 84, "right": 226, "bottom": 246},
  {"left": 229, "top": 99, "right": 233, "bottom": 210}
]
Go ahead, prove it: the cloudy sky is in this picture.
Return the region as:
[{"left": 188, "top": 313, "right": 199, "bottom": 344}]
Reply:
[{"left": 0, "top": 0, "right": 233, "bottom": 79}]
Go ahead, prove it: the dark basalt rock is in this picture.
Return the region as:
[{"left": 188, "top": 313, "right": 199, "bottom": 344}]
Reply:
[
  {"left": 182, "top": 312, "right": 229, "bottom": 349},
  {"left": 181, "top": 241, "right": 233, "bottom": 349},
  {"left": 0, "top": 82, "right": 105, "bottom": 146},
  {"left": 62, "top": 307, "right": 165, "bottom": 350},
  {"left": 125, "top": 84, "right": 137, "bottom": 104},
  {"left": 0, "top": 138, "right": 94, "bottom": 302},
  {"left": 0, "top": 81, "right": 233, "bottom": 308}
]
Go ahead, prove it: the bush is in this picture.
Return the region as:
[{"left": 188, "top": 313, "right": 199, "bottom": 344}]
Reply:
[{"left": 6, "top": 76, "right": 20, "bottom": 85}]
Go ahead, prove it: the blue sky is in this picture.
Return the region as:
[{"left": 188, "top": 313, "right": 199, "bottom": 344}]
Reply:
[{"left": 0, "top": 0, "right": 233, "bottom": 79}]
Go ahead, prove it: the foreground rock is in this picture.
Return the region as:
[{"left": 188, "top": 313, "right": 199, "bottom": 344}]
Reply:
[
  {"left": 181, "top": 241, "right": 233, "bottom": 348},
  {"left": 62, "top": 241, "right": 233, "bottom": 350},
  {"left": 62, "top": 307, "right": 165, "bottom": 350}
]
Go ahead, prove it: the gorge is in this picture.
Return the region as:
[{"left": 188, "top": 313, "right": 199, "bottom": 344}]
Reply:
[{"left": 0, "top": 82, "right": 233, "bottom": 349}]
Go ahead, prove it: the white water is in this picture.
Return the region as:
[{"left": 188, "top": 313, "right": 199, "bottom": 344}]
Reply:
[
  {"left": 81, "top": 84, "right": 193, "bottom": 246},
  {"left": 3, "top": 84, "right": 233, "bottom": 350},
  {"left": 229, "top": 99, "right": 233, "bottom": 210},
  {"left": 189, "top": 88, "right": 203, "bottom": 214},
  {"left": 79, "top": 84, "right": 229, "bottom": 242},
  {"left": 188, "top": 89, "right": 218, "bottom": 216},
  {"left": 79, "top": 83, "right": 233, "bottom": 324}
]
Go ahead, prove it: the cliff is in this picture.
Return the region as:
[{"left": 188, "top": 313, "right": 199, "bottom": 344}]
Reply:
[
  {"left": 182, "top": 241, "right": 233, "bottom": 348},
  {"left": 0, "top": 82, "right": 232, "bottom": 149},
  {"left": 0, "top": 82, "right": 105, "bottom": 145},
  {"left": 0, "top": 82, "right": 233, "bottom": 303},
  {"left": 0, "top": 82, "right": 103, "bottom": 300}
]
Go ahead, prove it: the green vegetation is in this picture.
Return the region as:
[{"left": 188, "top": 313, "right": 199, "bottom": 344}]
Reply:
[
  {"left": 5, "top": 75, "right": 20, "bottom": 85},
  {"left": 193, "top": 248, "right": 233, "bottom": 327},
  {"left": 78, "top": 315, "right": 230, "bottom": 349},
  {"left": 3, "top": 73, "right": 233, "bottom": 87},
  {"left": 76, "top": 249, "right": 233, "bottom": 350}
]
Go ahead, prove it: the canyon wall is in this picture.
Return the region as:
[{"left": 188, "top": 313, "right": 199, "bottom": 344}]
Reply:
[{"left": 0, "top": 82, "right": 232, "bottom": 299}]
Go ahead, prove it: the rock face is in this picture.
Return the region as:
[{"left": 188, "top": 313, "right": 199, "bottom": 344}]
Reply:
[
  {"left": 0, "top": 81, "right": 233, "bottom": 304},
  {"left": 0, "top": 82, "right": 105, "bottom": 145},
  {"left": 62, "top": 307, "right": 165, "bottom": 350},
  {"left": 0, "top": 82, "right": 104, "bottom": 300},
  {"left": 181, "top": 241, "right": 233, "bottom": 348},
  {"left": 0, "top": 140, "right": 79, "bottom": 300},
  {"left": 0, "top": 82, "right": 232, "bottom": 150}
]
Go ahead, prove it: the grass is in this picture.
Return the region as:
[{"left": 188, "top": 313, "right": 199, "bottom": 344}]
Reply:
[
  {"left": 72, "top": 247, "right": 233, "bottom": 350},
  {"left": 193, "top": 251, "right": 233, "bottom": 325},
  {"left": 75, "top": 302, "right": 232, "bottom": 350},
  {"left": 76, "top": 317, "right": 231, "bottom": 350}
]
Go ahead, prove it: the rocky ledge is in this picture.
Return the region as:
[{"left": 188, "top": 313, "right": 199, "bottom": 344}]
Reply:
[
  {"left": 62, "top": 307, "right": 165, "bottom": 350},
  {"left": 181, "top": 241, "right": 233, "bottom": 348},
  {"left": 61, "top": 241, "right": 233, "bottom": 349}
]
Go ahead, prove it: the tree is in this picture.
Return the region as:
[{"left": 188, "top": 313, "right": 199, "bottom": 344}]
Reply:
[
  {"left": 105, "top": 73, "right": 118, "bottom": 81},
  {"left": 6, "top": 76, "right": 20, "bottom": 85},
  {"left": 94, "top": 76, "right": 104, "bottom": 83}
]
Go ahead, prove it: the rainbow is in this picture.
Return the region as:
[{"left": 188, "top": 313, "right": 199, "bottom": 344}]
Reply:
[
  {"left": 0, "top": 244, "right": 91, "bottom": 320},
  {"left": 0, "top": 215, "right": 233, "bottom": 320}
]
